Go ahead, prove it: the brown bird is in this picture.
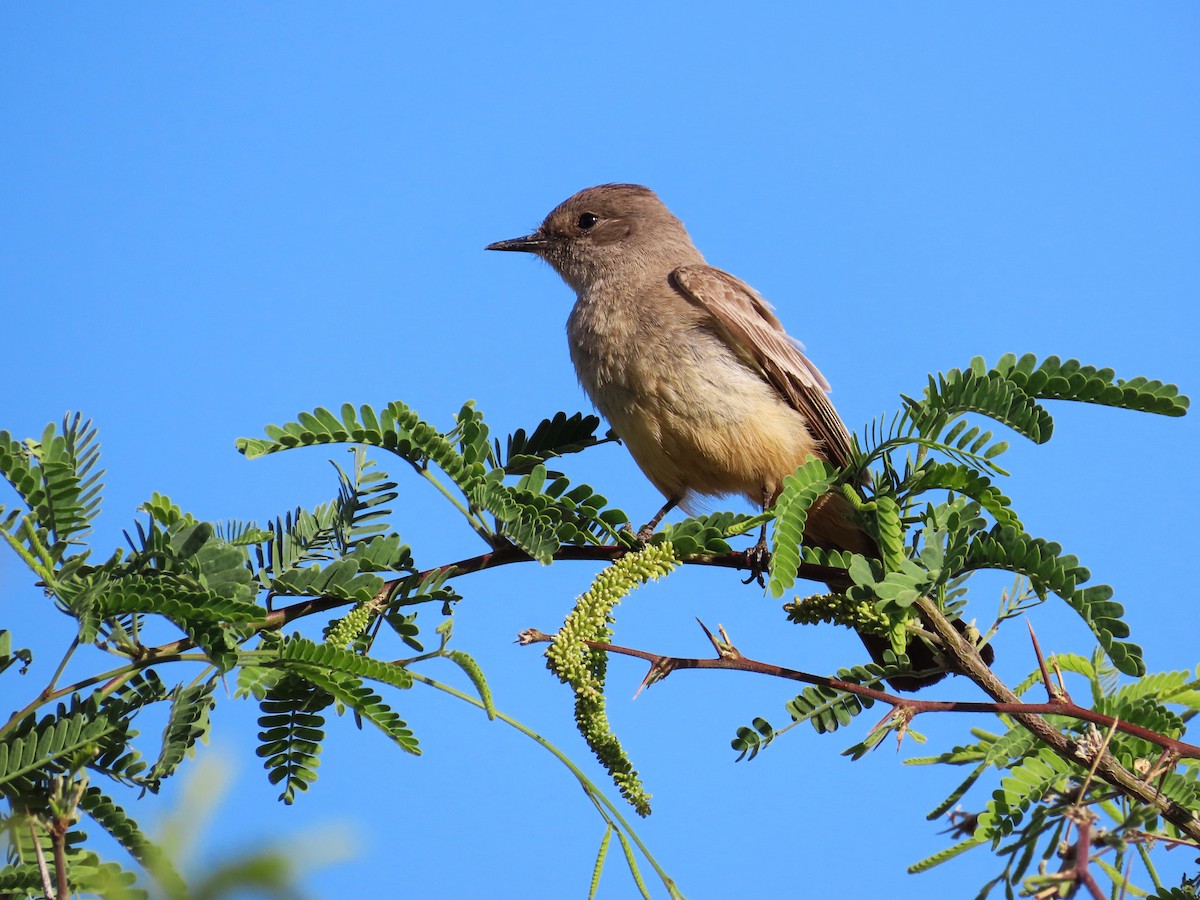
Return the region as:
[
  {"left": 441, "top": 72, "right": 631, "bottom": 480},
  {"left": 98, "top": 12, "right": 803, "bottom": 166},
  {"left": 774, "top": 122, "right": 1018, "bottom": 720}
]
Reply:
[{"left": 488, "top": 184, "right": 954, "bottom": 689}]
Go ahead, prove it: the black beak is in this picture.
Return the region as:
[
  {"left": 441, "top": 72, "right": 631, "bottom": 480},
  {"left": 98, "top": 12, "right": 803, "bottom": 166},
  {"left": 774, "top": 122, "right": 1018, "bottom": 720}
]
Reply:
[{"left": 485, "top": 233, "right": 548, "bottom": 253}]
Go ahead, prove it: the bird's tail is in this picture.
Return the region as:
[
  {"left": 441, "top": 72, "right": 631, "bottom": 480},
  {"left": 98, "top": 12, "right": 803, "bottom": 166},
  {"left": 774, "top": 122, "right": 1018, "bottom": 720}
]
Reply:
[{"left": 804, "top": 493, "right": 993, "bottom": 692}]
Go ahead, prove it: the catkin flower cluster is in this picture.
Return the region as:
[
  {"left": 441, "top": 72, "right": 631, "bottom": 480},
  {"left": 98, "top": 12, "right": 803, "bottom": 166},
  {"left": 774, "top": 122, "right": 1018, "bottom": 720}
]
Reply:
[
  {"left": 783, "top": 591, "right": 892, "bottom": 636},
  {"left": 545, "top": 541, "right": 680, "bottom": 816}
]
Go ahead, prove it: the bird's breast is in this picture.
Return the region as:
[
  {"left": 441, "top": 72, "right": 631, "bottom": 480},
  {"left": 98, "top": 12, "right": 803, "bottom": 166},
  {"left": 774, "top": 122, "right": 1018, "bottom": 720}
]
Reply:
[{"left": 565, "top": 286, "right": 818, "bottom": 502}]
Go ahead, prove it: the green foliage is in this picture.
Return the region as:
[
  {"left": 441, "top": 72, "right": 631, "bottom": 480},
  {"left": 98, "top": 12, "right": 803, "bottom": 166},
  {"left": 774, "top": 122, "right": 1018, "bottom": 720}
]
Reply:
[
  {"left": 767, "top": 458, "right": 838, "bottom": 598},
  {"left": 256, "top": 672, "right": 329, "bottom": 805},
  {"left": 731, "top": 658, "right": 908, "bottom": 760},
  {"left": 658, "top": 510, "right": 759, "bottom": 556},
  {"left": 1, "top": 353, "right": 1191, "bottom": 896},
  {"left": 143, "top": 679, "right": 218, "bottom": 790},
  {"left": 78, "top": 787, "right": 183, "bottom": 894},
  {"left": 0, "top": 414, "right": 104, "bottom": 564},
  {"left": 0, "top": 416, "right": 444, "bottom": 892},
  {"left": 770, "top": 355, "right": 1184, "bottom": 679},
  {"left": 499, "top": 410, "right": 607, "bottom": 474},
  {"left": 238, "top": 402, "right": 632, "bottom": 562},
  {"left": 908, "top": 648, "right": 1199, "bottom": 897}
]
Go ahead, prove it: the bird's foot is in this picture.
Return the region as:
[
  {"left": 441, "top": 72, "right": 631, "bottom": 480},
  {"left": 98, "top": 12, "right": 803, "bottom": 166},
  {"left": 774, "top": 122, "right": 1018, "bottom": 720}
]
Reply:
[
  {"left": 742, "top": 539, "right": 771, "bottom": 587},
  {"left": 619, "top": 522, "right": 655, "bottom": 545}
]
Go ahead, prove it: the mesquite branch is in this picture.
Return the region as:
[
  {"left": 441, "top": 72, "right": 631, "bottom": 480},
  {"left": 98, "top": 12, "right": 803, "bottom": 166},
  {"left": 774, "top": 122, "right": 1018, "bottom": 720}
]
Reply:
[
  {"left": 515, "top": 626, "right": 1200, "bottom": 761},
  {"left": 20, "top": 539, "right": 1199, "bottom": 842},
  {"left": 519, "top": 588, "right": 1200, "bottom": 843}
]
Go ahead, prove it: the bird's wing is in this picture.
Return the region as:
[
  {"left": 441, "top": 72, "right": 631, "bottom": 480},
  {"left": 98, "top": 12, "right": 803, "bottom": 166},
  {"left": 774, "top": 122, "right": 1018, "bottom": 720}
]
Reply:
[{"left": 670, "top": 264, "right": 854, "bottom": 469}]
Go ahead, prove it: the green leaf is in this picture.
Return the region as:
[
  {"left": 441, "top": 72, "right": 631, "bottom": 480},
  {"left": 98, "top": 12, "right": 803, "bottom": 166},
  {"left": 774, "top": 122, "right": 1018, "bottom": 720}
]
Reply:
[
  {"left": 976, "top": 747, "right": 1075, "bottom": 840},
  {"left": 905, "top": 369, "right": 1054, "bottom": 445},
  {"left": 500, "top": 411, "right": 604, "bottom": 474},
  {"left": 287, "top": 664, "right": 419, "bottom": 755},
  {"left": 0, "top": 414, "right": 104, "bottom": 559},
  {"left": 79, "top": 787, "right": 184, "bottom": 894},
  {"left": 276, "top": 634, "right": 414, "bottom": 690},
  {"left": 0, "top": 697, "right": 133, "bottom": 788},
  {"left": 271, "top": 559, "right": 385, "bottom": 602},
  {"left": 907, "top": 461, "right": 1021, "bottom": 531},
  {"left": 963, "top": 527, "right": 1143, "bottom": 676},
  {"left": 768, "top": 458, "right": 838, "bottom": 598},
  {"left": 100, "top": 575, "right": 261, "bottom": 672},
  {"left": 659, "top": 511, "right": 758, "bottom": 556},
  {"left": 143, "top": 678, "right": 218, "bottom": 789},
  {"left": 446, "top": 649, "right": 495, "bottom": 720},
  {"left": 995, "top": 353, "right": 1190, "bottom": 417},
  {"left": 907, "top": 836, "right": 988, "bottom": 873},
  {"left": 256, "top": 673, "right": 329, "bottom": 805}
]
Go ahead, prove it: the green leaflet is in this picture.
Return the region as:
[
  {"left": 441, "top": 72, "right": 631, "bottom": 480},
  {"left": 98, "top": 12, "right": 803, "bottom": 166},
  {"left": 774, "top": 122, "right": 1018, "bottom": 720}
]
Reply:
[
  {"left": 993, "top": 353, "right": 1189, "bottom": 416},
  {"left": 767, "top": 457, "right": 837, "bottom": 598},
  {"left": 976, "top": 747, "right": 1075, "bottom": 840},
  {"left": 731, "top": 718, "right": 776, "bottom": 762},
  {"left": 659, "top": 510, "right": 759, "bottom": 556},
  {"left": 0, "top": 697, "right": 135, "bottom": 789},
  {"left": 963, "top": 527, "right": 1143, "bottom": 676},
  {"left": 256, "top": 672, "right": 329, "bottom": 805},
  {"left": 79, "top": 787, "right": 184, "bottom": 894},
  {"left": 500, "top": 410, "right": 605, "bottom": 475},
  {"left": 143, "top": 678, "right": 218, "bottom": 790},
  {"left": 907, "top": 836, "right": 988, "bottom": 874},
  {"left": 293, "top": 665, "right": 419, "bottom": 756},
  {"left": 276, "top": 634, "right": 415, "bottom": 691},
  {"left": 0, "top": 414, "right": 103, "bottom": 559},
  {"left": 253, "top": 636, "right": 420, "bottom": 803},
  {"left": 732, "top": 660, "right": 896, "bottom": 760},
  {"left": 100, "top": 575, "right": 260, "bottom": 673},
  {"left": 907, "top": 461, "right": 1021, "bottom": 531},
  {"left": 906, "top": 368, "right": 1054, "bottom": 445},
  {"left": 257, "top": 449, "right": 406, "bottom": 581},
  {"left": 0, "top": 852, "right": 143, "bottom": 898},
  {"left": 924, "top": 762, "right": 989, "bottom": 821},
  {"left": 271, "top": 558, "right": 385, "bottom": 602}
]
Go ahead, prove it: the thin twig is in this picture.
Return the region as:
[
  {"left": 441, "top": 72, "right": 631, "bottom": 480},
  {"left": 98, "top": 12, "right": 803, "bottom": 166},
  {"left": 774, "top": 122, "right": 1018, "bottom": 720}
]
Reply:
[
  {"left": 517, "top": 628, "right": 1200, "bottom": 760},
  {"left": 51, "top": 816, "right": 69, "bottom": 900},
  {"left": 29, "top": 818, "right": 55, "bottom": 900},
  {"left": 520, "top": 612, "right": 1200, "bottom": 844}
]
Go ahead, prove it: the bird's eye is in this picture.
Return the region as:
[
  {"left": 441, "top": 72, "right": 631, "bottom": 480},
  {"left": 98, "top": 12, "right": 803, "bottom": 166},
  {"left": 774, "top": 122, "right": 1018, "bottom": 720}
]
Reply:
[{"left": 577, "top": 212, "right": 599, "bottom": 230}]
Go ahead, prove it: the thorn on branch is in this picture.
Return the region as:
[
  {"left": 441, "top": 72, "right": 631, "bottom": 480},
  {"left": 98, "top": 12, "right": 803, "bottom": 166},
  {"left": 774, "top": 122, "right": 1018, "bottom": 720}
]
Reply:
[
  {"left": 696, "top": 619, "right": 742, "bottom": 660},
  {"left": 634, "top": 657, "right": 678, "bottom": 699},
  {"left": 516, "top": 628, "right": 552, "bottom": 646},
  {"left": 1027, "top": 619, "right": 1068, "bottom": 704}
]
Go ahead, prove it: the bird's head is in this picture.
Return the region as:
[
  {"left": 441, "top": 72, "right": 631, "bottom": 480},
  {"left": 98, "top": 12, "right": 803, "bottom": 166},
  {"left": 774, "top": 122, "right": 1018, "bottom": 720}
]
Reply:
[{"left": 486, "top": 184, "right": 702, "bottom": 293}]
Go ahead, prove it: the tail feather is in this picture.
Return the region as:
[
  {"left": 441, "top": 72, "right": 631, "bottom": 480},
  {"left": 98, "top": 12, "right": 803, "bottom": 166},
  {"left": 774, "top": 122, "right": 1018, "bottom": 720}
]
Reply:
[{"left": 804, "top": 492, "right": 995, "bottom": 692}]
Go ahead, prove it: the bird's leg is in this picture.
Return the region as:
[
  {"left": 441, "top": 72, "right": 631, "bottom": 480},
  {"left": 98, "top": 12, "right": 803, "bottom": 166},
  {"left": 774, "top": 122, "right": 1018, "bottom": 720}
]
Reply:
[
  {"left": 743, "top": 487, "right": 772, "bottom": 587},
  {"left": 636, "top": 496, "right": 681, "bottom": 543}
]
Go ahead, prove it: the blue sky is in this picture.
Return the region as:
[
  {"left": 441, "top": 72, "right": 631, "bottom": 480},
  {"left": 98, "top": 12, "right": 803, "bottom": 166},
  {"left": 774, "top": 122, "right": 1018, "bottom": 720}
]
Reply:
[{"left": 3, "top": 4, "right": 1198, "bottom": 897}]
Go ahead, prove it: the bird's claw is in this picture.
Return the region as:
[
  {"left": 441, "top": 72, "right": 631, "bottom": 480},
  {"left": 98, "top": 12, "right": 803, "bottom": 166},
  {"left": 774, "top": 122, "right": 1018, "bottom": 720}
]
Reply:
[
  {"left": 742, "top": 542, "right": 770, "bottom": 587},
  {"left": 621, "top": 521, "right": 656, "bottom": 545}
]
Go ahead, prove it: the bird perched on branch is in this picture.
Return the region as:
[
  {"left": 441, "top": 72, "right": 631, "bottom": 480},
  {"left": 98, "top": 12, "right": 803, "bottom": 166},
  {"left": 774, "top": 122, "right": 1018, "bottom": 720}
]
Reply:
[{"left": 487, "top": 183, "right": 961, "bottom": 689}]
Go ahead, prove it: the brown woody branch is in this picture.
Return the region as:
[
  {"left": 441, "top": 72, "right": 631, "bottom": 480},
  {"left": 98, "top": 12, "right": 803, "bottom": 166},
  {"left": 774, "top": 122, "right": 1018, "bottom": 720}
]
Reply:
[
  {"left": 516, "top": 627, "right": 1200, "bottom": 760},
  {"left": 912, "top": 596, "right": 1200, "bottom": 843},
  {"left": 52, "top": 539, "right": 1200, "bottom": 842},
  {"left": 519, "top": 609, "right": 1200, "bottom": 842}
]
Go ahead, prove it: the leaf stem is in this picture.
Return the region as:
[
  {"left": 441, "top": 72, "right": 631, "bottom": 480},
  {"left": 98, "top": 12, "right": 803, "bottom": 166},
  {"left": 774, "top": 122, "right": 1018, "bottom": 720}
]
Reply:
[{"left": 409, "top": 671, "right": 684, "bottom": 899}]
